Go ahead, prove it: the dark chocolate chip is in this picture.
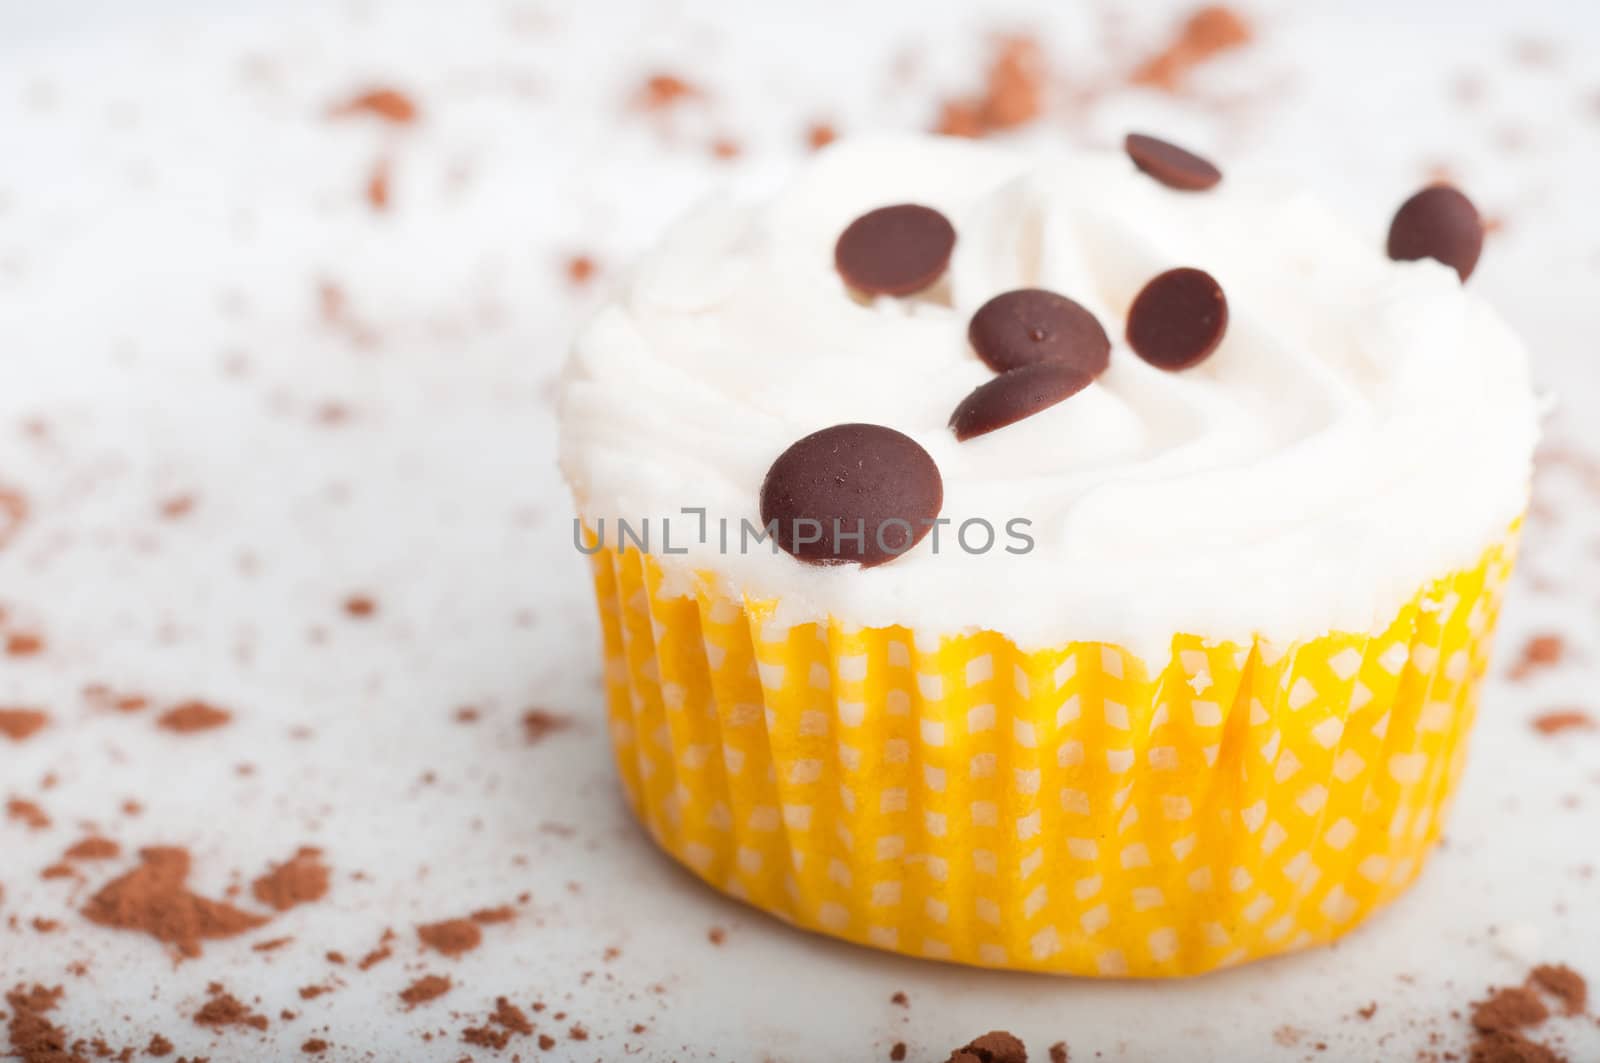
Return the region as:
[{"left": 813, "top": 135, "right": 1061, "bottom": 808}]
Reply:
[
  {"left": 968, "top": 288, "right": 1111, "bottom": 374},
  {"left": 1386, "top": 184, "right": 1484, "bottom": 281},
  {"left": 950, "top": 362, "right": 1094, "bottom": 441},
  {"left": 759, "top": 423, "right": 942, "bottom": 567},
  {"left": 1125, "top": 267, "right": 1228, "bottom": 371},
  {"left": 949, "top": 1031, "right": 1028, "bottom": 1063},
  {"left": 834, "top": 204, "right": 956, "bottom": 296},
  {"left": 1124, "top": 133, "right": 1222, "bottom": 191}
]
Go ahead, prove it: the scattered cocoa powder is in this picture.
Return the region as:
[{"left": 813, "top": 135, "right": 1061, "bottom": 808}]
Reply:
[
  {"left": 1049, "top": 1043, "right": 1069, "bottom": 1063},
  {"left": 0, "top": 487, "right": 27, "bottom": 551},
  {"left": 158, "top": 494, "right": 196, "bottom": 520},
  {"left": 250, "top": 937, "right": 292, "bottom": 952},
  {"left": 64, "top": 837, "right": 120, "bottom": 861},
  {"left": 297, "top": 985, "right": 330, "bottom": 1001},
  {"left": 250, "top": 847, "right": 329, "bottom": 912},
  {"left": 1472, "top": 986, "right": 1550, "bottom": 1033},
  {"left": 193, "top": 985, "right": 268, "bottom": 1032},
  {"left": 1510, "top": 634, "right": 1566, "bottom": 680},
  {"left": 6, "top": 798, "right": 50, "bottom": 830},
  {"left": 364, "top": 159, "right": 391, "bottom": 211},
  {"left": 1469, "top": 1030, "right": 1563, "bottom": 1063},
  {"left": 300, "top": 1040, "right": 328, "bottom": 1055},
  {"left": 634, "top": 73, "right": 701, "bottom": 111},
  {"left": 564, "top": 256, "right": 596, "bottom": 286},
  {"left": 934, "top": 35, "right": 1047, "bottom": 137},
  {"left": 417, "top": 918, "right": 482, "bottom": 957},
  {"left": 155, "top": 702, "right": 231, "bottom": 734},
  {"left": 146, "top": 1033, "right": 173, "bottom": 1056},
  {"left": 1533, "top": 710, "right": 1595, "bottom": 736},
  {"left": 343, "top": 594, "right": 376, "bottom": 619},
  {"left": 947, "top": 1030, "right": 1027, "bottom": 1063},
  {"left": 1131, "top": 5, "right": 1253, "bottom": 92},
  {"left": 328, "top": 87, "right": 419, "bottom": 124},
  {"left": 709, "top": 136, "right": 742, "bottom": 161},
  {"left": 82, "top": 847, "right": 269, "bottom": 958},
  {"left": 0, "top": 708, "right": 48, "bottom": 743},
  {"left": 6, "top": 632, "right": 44, "bottom": 656},
  {"left": 522, "top": 709, "right": 571, "bottom": 745},
  {"left": 707, "top": 926, "right": 726, "bottom": 946},
  {"left": 569, "top": 1024, "right": 589, "bottom": 1041},
  {"left": 470, "top": 906, "right": 515, "bottom": 925},
  {"left": 890, "top": 1044, "right": 907, "bottom": 1061},
  {"left": 356, "top": 928, "right": 395, "bottom": 970},
  {"left": 399, "top": 974, "right": 451, "bottom": 1009},
  {"left": 1529, "top": 964, "right": 1587, "bottom": 1015},
  {"left": 1356, "top": 1002, "right": 1378, "bottom": 1020},
  {"left": 5, "top": 984, "right": 85, "bottom": 1063},
  {"left": 805, "top": 121, "right": 837, "bottom": 151},
  {"left": 537, "top": 1034, "right": 556, "bottom": 1050},
  {"left": 890, "top": 991, "right": 908, "bottom": 1007}
]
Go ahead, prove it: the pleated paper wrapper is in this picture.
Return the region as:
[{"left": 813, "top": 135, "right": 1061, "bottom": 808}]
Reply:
[{"left": 584, "top": 527, "right": 1517, "bottom": 977}]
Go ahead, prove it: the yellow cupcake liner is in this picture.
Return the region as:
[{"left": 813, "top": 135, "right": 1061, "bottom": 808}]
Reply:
[{"left": 584, "top": 527, "right": 1518, "bottom": 977}]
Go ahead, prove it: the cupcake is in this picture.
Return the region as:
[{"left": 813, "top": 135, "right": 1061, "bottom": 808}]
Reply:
[{"left": 558, "top": 135, "right": 1538, "bottom": 976}]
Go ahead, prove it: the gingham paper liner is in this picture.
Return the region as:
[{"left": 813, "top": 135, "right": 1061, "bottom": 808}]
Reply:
[{"left": 586, "top": 528, "right": 1516, "bottom": 977}]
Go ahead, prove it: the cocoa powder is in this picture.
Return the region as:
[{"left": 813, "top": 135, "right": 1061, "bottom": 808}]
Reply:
[
  {"left": 6, "top": 798, "right": 51, "bottom": 831},
  {"left": 327, "top": 87, "right": 419, "bottom": 124},
  {"left": 417, "top": 918, "right": 482, "bottom": 957},
  {"left": 155, "top": 702, "right": 231, "bottom": 734},
  {"left": 521, "top": 709, "right": 571, "bottom": 746},
  {"left": 193, "top": 985, "right": 268, "bottom": 1032},
  {"left": 1131, "top": 5, "right": 1253, "bottom": 92},
  {"left": 4, "top": 983, "right": 85, "bottom": 1063},
  {"left": 399, "top": 974, "right": 451, "bottom": 1009},
  {"left": 1529, "top": 964, "right": 1587, "bottom": 1015},
  {"left": 0, "top": 708, "right": 49, "bottom": 743},
  {"left": 64, "top": 837, "right": 120, "bottom": 862},
  {"left": 249, "top": 847, "right": 329, "bottom": 912},
  {"left": 82, "top": 847, "right": 269, "bottom": 958}
]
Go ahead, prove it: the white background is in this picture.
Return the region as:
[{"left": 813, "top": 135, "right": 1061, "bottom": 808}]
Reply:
[{"left": 1, "top": 1, "right": 1598, "bottom": 1060}]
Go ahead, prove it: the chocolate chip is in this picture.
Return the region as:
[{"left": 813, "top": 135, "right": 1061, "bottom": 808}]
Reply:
[
  {"left": 968, "top": 289, "right": 1111, "bottom": 374},
  {"left": 834, "top": 204, "right": 956, "bottom": 296},
  {"left": 1125, "top": 267, "right": 1228, "bottom": 371},
  {"left": 759, "top": 424, "right": 942, "bottom": 566},
  {"left": 950, "top": 362, "right": 1094, "bottom": 441},
  {"left": 1124, "top": 133, "right": 1222, "bottom": 191},
  {"left": 1386, "top": 184, "right": 1484, "bottom": 281},
  {"left": 948, "top": 1031, "right": 1028, "bottom": 1063}
]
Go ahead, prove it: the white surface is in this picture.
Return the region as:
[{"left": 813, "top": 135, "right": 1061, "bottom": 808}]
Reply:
[
  {"left": 561, "top": 134, "right": 1538, "bottom": 656},
  {"left": 1, "top": 1, "right": 1597, "bottom": 1060}
]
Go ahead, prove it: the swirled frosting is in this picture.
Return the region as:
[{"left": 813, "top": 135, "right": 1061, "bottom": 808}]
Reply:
[{"left": 559, "top": 136, "right": 1538, "bottom": 656}]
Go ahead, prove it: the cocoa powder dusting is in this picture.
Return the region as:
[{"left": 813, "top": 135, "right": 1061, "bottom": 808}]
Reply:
[
  {"left": 327, "top": 87, "right": 419, "bottom": 124},
  {"left": 1472, "top": 986, "right": 1549, "bottom": 1033},
  {"left": 934, "top": 35, "right": 1047, "bottom": 138},
  {"left": 522, "top": 709, "right": 572, "bottom": 745},
  {"left": 1529, "top": 964, "right": 1587, "bottom": 1015},
  {"left": 399, "top": 974, "right": 452, "bottom": 1009},
  {"left": 193, "top": 985, "right": 269, "bottom": 1032},
  {"left": 0, "top": 708, "right": 49, "bottom": 743},
  {"left": 82, "top": 847, "right": 269, "bottom": 958},
  {"left": 64, "top": 837, "right": 120, "bottom": 862},
  {"left": 155, "top": 702, "right": 231, "bottom": 734},
  {"left": 5, "top": 984, "right": 85, "bottom": 1063},
  {"left": 1050, "top": 1043, "right": 1070, "bottom": 1063},
  {"left": 146, "top": 1033, "right": 173, "bottom": 1056},
  {"left": 5, "top": 632, "right": 44, "bottom": 656},
  {"left": 635, "top": 73, "right": 701, "bottom": 111},
  {"left": 1131, "top": 5, "right": 1253, "bottom": 92},
  {"left": 1510, "top": 634, "right": 1566, "bottom": 680},
  {"left": 1532, "top": 710, "right": 1595, "bottom": 736},
  {"left": 417, "top": 918, "right": 482, "bottom": 957},
  {"left": 6, "top": 797, "right": 51, "bottom": 831},
  {"left": 0, "top": 487, "right": 27, "bottom": 551},
  {"left": 249, "top": 847, "right": 329, "bottom": 912}
]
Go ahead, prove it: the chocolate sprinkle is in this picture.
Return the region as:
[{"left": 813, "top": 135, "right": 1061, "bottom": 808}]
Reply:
[
  {"left": 950, "top": 362, "right": 1094, "bottom": 441},
  {"left": 759, "top": 423, "right": 942, "bottom": 566},
  {"left": 1124, "top": 133, "right": 1222, "bottom": 191},
  {"left": 1387, "top": 184, "right": 1484, "bottom": 280},
  {"left": 1125, "top": 267, "right": 1228, "bottom": 371},
  {"left": 968, "top": 289, "right": 1111, "bottom": 374},
  {"left": 834, "top": 204, "right": 956, "bottom": 296}
]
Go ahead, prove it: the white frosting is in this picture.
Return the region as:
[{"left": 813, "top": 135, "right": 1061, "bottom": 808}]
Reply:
[{"left": 559, "top": 136, "right": 1538, "bottom": 657}]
